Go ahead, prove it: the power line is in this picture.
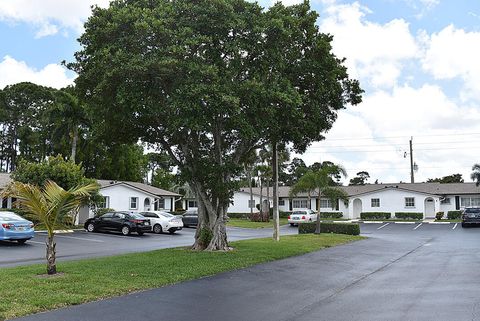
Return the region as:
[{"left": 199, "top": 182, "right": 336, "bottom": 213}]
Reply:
[
  {"left": 323, "top": 132, "right": 480, "bottom": 141},
  {"left": 310, "top": 140, "right": 480, "bottom": 149}
]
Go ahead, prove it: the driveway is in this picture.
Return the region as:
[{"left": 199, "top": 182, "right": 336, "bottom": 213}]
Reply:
[
  {"left": 12, "top": 223, "right": 480, "bottom": 321},
  {"left": 0, "top": 225, "right": 297, "bottom": 267}
]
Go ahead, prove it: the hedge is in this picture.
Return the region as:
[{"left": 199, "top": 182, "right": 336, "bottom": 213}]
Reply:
[
  {"left": 395, "top": 212, "right": 423, "bottom": 220},
  {"left": 447, "top": 210, "right": 462, "bottom": 220},
  {"left": 320, "top": 212, "right": 344, "bottom": 219},
  {"left": 360, "top": 212, "right": 391, "bottom": 220},
  {"left": 298, "top": 222, "right": 360, "bottom": 236},
  {"left": 227, "top": 213, "right": 250, "bottom": 219}
]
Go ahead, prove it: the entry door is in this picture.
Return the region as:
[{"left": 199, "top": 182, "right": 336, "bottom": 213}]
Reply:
[{"left": 425, "top": 199, "right": 435, "bottom": 218}]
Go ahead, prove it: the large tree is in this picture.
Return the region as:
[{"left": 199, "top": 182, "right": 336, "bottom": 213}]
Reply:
[
  {"left": 349, "top": 171, "right": 370, "bottom": 185},
  {"left": 427, "top": 173, "right": 464, "bottom": 184},
  {"left": 71, "top": 0, "right": 362, "bottom": 250}
]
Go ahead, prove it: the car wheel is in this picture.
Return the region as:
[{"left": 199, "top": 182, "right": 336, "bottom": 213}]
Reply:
[
  {"left": 153, "top": 224, "right": 163, "bottom": 234},
  {"left": 86, "top": 223, "right": 95, "bottom": 233},
  {"left": 121, "top": 225, "right": 131, "bottom": 236},
  {"left": 461, "top": 222, "right": 467, "bottom": 228},
  {"left": 17, "top": 239, "right": 27, "bottom": 244},
  {"left": 137, "top": 231, "right": 144, "bottom": 236}
]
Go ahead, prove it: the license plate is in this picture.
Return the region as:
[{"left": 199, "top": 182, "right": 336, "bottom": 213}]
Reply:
[
  {"left": 17, "top": 227, "right": 25, "bottom": 231},
  {"left": 293, "top": 217, "right": 299, "bottom": 220}
]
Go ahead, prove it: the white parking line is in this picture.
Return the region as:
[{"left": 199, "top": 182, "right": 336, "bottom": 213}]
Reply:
[
  {"left": 414, "top": 223, "right": 423, "bottom": 230},
  {"left": 377, "top": 223, "right": 390, "bottom": 229},
  {"left": 53, "top": 235, "right": 105, "bottom": 243},
  {"left": 453, "top": 223, "right": 458, "bottom": 230}
]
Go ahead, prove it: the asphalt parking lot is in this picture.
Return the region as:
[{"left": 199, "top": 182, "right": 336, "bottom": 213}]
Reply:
[
  {"left": 12, "top": 221, "right": 480, "bottom": 321},
  {"left": 0, "top": 225, "right": 298, "bottom": 267}
]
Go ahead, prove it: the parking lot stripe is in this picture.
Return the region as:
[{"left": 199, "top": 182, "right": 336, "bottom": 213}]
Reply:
[
  {"left": 453, "top": 223, "right": 458, "bottom": 230},
  {"left": 377, "top": 223, "right": 390, "bottom": 229},
  {"left": 53, "top": 235, "right": 105, "bottom": 243},
  {"left": 413, "top": 223, "right": 423, "bottom": 230}
]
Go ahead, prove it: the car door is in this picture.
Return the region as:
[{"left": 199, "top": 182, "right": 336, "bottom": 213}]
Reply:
[
  {"left": 97, "top": 213, "right": 114, "bottom": 230},
  {"left": 111, "top": 213, "right": 127, "bottom": 231}
]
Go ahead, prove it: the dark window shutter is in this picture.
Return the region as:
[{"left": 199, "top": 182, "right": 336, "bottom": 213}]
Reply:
[
  {"left": 289, "top": 199, "right": 293, "bottom": 211},
  {"left": 455, "top": 196, "right": 460, "bottom": 210},
  {"left": 336, "top": 199, "right": 340, "bottom": 210}
]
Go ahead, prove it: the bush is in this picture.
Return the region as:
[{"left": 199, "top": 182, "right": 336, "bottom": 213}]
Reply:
[
  {"left": 94, "top": 208, "right": 116, "bottom": 217},
  {"left": 320, "top": 212, "right": 343, "bottom": 219},
  {"left": 436, "top": 211, "right": 444, "bottom": 220},
  {"left": 198, "top": 227, "right": 213, "bottom": 247},
  {"left": 227, "top": 213, "right": 250, "bottom": 219},
  {"left": 360, "top": 212, "right": 391, "bottom": 220},
  {"left": 395, "top": 212, "right": 423, "bottom": 220},
  {"left": 298, "top": 222, "right": 360, "bottom": 236},
  {"left": 447, "top": 210, "right": 462, "bottom": 220}
]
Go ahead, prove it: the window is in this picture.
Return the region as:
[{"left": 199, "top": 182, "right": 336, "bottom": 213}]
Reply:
[
  {"left": 157, "top": 198, "right": 165, "bottom": 209},
  {"left": 113, "top": 213, "right": 126, "bottom": 219},
  {"left": 188, "top": 200, "right": 198, "bottom": 208},
  {"left": 320, "top": 199, "right": 332, "bottom": 208},
  {"left": 292, "top": 200, "right": 308, "bottom": 208},
  {"left": 130, "top": 197, "right": 138, "bottom": 210},
  {"left": 248, "top": 199, "right": 255, "bottom": 208},
  {"left": 441, "top": 198, "right": 451, "bottom": 204},
  {"left": 371, "top": 198, "right": 380, "bottom": 208},
  {"left": 461, "top": 197, "right": 480, "bottom": 207},
  {"left": 97, "top": 196, "right": 109, "bottom": 209},
  {"left": 405, "top": 197, "right": 415, "bottom": 208},
  {"left": 279, "top": 199, "right": 285, "bottom": 206}
]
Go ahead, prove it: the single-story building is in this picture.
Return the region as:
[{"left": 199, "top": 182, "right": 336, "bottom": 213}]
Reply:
[
  {"left": 0, "top": 174, "right": 181, "bottom": 224},
  {"left": 237, "top": 183, "right": 480, "bottom": 219}
]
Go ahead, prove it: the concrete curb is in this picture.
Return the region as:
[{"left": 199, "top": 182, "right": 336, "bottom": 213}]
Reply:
[
  {"left": 427, "top": 221, "right": 452, "bottom": 224},
  {"left": 394, "top": 221, "right": 416, "bottom": 224},
  {"left": 363, "top": 221, "right": 384, "bottom": 224},
  {"left": 36, "top": 230, "right": 75, "bottom": 234}
]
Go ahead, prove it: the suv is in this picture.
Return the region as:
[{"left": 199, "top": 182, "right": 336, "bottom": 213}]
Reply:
[{"left": 461, "top": 207, "right": 480, "bottom": 227}]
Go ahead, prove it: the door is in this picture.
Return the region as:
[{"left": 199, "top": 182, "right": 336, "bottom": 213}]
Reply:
[
  {"left": 424, "top": 198, "right": 435, "bottom": 219},
  {"left": 353, "top": 199, "right": 362, "bottom": 219},
  {"left": 111, "top": 213, "right": 126, "bottom": 231}
]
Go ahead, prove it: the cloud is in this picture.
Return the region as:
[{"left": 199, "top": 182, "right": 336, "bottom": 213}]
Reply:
[
  {"left": 422, "top": 24, "right": 480, "bottom": 102},
  {"left": 319, "top": 2, "right": 419, "bottom": 88},
  {"left": 0, "top": 0, "right": 111, "bottom": 37},
  {"left": 0, "top": 55, "right": 75, "bottom": 89}
]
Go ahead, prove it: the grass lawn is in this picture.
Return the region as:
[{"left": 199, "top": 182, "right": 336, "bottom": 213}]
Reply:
[
  {"left": 0, "top": 234, "right": 363, "bottom": 320},
  {"left": 227, "top": 218, "right": 289, "bottom": 228}
]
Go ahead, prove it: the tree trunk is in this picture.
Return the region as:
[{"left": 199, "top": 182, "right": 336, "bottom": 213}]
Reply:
[
  {"left": 265, "top": 179, "right": 270, "bottom": 222},
  {"left": 315, "top": 193, "right": 322, "bottom": 234},
  {"left": 71, "top": 126, "right": 78, "bottom": 163},
  {"left": 46, "top": 234, "right": 57, "bottom": 275},
  {"left": 257, "top": 178, "right": 263, "bottom": 222},
  {"left": 248, "top": 167, "right": 253, "bottom": 218},
  {"left": 272, "top": 142, "right": 280, "bottom": 241}
]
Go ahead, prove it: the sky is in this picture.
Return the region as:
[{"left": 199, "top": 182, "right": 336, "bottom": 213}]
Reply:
[{"left": 0, "top": 0, "right": 479, "bottom": 184}]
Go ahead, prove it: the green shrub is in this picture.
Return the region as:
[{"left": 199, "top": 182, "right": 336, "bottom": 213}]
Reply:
[
  {"left": 227, "top": 213, "right": 250, "bottom": 219},
  {"left": 395, "top": 212, "right": 423, "bottom": 220},
  {"left": 360, "top": 212, "right": 391, "bottom": 220},
  {"left": 447, "top": 210, "right": 462, "bottom": 220},
  {"left": 198, "top": 227, "right": 213, "bottom": 247},
  {"left": 94, "top": 208, "right": 115, "bottom": 217},
  {"left": 298, "top": 222, "right": 360, "bottom": 236},
  {"left": 320, "top": 212, "right": 343, "bottom": 219},
  {"left": 436, "top": 211, "right": 444, "bottom": 220}
]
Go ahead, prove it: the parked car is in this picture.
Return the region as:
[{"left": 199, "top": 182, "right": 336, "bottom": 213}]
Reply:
[
  {"left": 461, "top": 207, "right": 480, "bottom": 227},
  {"left": 0, "top": 211, "right": 35, "bottom": 244},
  {"left": 288, "top": 209, "right": 317, "bottom": 226},
  {"left": 139, "top": 211, "right": 183, "bottom": 234},
  {"left": 181, "top": 209, "right": 198, "bottom": 228},
  {"left": 84, "top": 211, "right": 151, "bottom": 236}
]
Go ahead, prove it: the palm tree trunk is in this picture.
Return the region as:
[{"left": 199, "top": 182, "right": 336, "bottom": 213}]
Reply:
[
  {"left": 272, "top": 142, "right": 280, "bottom": 241},
  {"left": 70, "top": 126, "right": 78, "bottom": 163},
  {"left": 315, "top": 193, "right": 321, "bottom": 234},
  {"left": 46, "top": 233, "right": 57, "bottom": 275},
  {"left": 248, "top": 167, "right": 253, "bottom": 218},
  {"left": 265, "top": 179, "right": 270, "bottom": 222}
]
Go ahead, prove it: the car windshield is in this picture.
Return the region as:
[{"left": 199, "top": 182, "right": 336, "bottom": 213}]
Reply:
[
  {"left": 292, "top": 211, "right": 306, "bottom": 215},
  {"left": 465, "top": 208, "right": 480, "bottom": 214},
  {"left": 0, "top": 212, "right": 25, "bottom": 221},
  {"left": 128, "top": 213, "right": 145, "bottom": 219}
]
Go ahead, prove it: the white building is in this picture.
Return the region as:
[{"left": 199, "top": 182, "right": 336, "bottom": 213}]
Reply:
[
  {"left": 236, "top": 183, "right": 480, "bottom": 219},
  {"left": 0, "top": 174, "right": 181, "bottom": 224}
]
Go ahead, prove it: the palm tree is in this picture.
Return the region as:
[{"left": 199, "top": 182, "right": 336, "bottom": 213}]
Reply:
[
  {"left": 290, "top": 163, "right": 349, "bottom": 234},
  {"left": 4, "top": 180, "right": 98, "bottom": 274},
  {"left": 471, "top": 164, "right": 480, "bottom": 186}
]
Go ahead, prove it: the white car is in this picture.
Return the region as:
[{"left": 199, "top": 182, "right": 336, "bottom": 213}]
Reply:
[
  {"left": 288, "top": 209, "right": 318, "bottom": 226},
  {"left": 139, "top": 211, "right": 183, "bottom": 234}
]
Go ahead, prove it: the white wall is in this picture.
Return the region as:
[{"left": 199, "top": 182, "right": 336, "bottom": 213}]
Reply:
[
  {"left": 228, "top": 192, "right": 261, "bottom": 213},
  {"left": 346, "top": 189, "right": 440, "bottom": 219}
]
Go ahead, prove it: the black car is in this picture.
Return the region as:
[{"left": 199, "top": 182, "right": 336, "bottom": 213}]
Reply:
[
  {"left": 84, "top": 211, "right": 151, "bottom": 236},
  {"left": 181, "top": 209, "right": 198, "bottom": 228},
  {"left": 461, "top": 207, "right": 480, "bottom": 227}
]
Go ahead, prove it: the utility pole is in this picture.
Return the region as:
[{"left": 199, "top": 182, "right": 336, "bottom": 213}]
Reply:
[
  {"left": 409, "top": 136, "right": 414, "bottom": 183},
  {"left": 272, "top": 142, "right": 280, "bottom": 241}
]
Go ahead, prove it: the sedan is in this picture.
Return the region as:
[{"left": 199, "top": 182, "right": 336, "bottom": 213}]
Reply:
[
  {"left": 288, "top": 209, "right": 318, "bottom": 226},
  {"left": 0, "top": 211, "right": 35, "bottom": 244},
  {"left": 84, "top": 211, "right": 151, "bottom": 236},
  {"left": 181, "top": 209, "right": 198, "bottom": 228},
  {"left": 139, "top": 211, "right": 183, "bottom": 234},
  {"left": 462, "top": 207, "right": 480, "bottom": 227}
]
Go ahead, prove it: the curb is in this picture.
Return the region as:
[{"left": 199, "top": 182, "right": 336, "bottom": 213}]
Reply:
[
  {"left": 394, "top": 221, "right": 416, "bottom": 224},
  {"left": 427, "top": 221, "right": 452, "bottom": 224},
  {"left": 36, "top": 230, "right": 75, "bottom": 234},
  {"left": 363, "top": 221, "right": 384, "bottom": 224}
]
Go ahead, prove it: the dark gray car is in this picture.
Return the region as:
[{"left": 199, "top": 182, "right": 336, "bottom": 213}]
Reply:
[
  {"left": 461, "top": 207, "right": 480, "bottom": 227},
  {"left": 181, "top": 209, "right": 198, "bottom": 228}
]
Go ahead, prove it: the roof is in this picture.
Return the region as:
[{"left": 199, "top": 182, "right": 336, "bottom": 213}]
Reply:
[
  {"left": 240, "top": 182, "right": 480, "bottom": 198},
  {"left": 97, "top": 180, "right": 180, "bottom": 197},
  {"left": 0, "top": 174, "right": 180, "bottom": 197}
]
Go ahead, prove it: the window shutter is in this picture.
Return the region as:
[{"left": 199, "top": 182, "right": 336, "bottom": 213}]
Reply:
[{"left": 455, "top": 196, "right": 460, "bottom": 210}]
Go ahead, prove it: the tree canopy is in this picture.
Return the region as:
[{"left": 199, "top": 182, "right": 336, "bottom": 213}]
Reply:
[
  {"left": 71, "top": 0, "right": 362, "bottom": 250},
  {"left": 427, "top": 173, "right": 464, "bottom": 184},
  {"left": 349, "top": 171, "right": 370, "bottom": 185}
]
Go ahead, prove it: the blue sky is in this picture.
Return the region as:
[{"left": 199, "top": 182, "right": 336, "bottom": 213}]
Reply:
[{"left": 1, "top": 0, "right": 480, "bottom": 184}]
